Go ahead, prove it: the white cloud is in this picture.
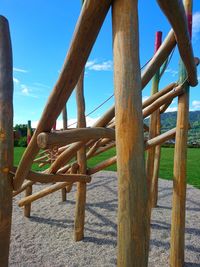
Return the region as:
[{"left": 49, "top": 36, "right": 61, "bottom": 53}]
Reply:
[
  {"left": 165, "top": 68, "right": 178, "bottom": 77},
  {"left": 166, "top": 107, "right": 178, "bottom": 112},
  {"left": 13, "top": 77, "right": 19, "bottom": 84},
  {"left": 20, "top": 84, "right": 38, "bottom": 98},
  {"left": 85, "top": 60, "right": 96, "bottom": 68},
  {"left": 86, "top": 60, "right": 113, "bottom": 71},
  {"left": 192, "top": 100, "right": 200, "bottom": 110},
  {"left": 13, "top": 67, "right": 28, "bottom": 73},
  {"left": 193, "top": 12, "right": 200, "bottom": 37},
  {"left": 32, "top": 117, "right": 99, "bottom": 130}
]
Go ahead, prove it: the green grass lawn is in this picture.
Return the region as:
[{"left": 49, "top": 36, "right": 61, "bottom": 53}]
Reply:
[{"left": 14, "top": 146, "right": 200, "bottom": 189}]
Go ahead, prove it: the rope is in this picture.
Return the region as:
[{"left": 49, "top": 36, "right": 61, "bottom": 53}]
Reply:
[{"left": 67, "top": 57, "right": 154, "bottom": 128}]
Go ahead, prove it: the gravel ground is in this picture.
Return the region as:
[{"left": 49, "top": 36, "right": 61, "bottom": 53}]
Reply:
[{"left": 10, "top": 171, "right": 200, "bottom": 266}]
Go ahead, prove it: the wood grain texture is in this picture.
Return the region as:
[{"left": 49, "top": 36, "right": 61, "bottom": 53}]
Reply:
[
  {"left": 146, "top": 32, "right": 162, "bottom": 209},
  {"left": 74, "top": 70, "right": 87, "bottom": 241},
  {"left": 112, "top": 0, "right": 149, "bottom": 265},
  {"left": 24, "top": 185, "right": 32, "bottom": 217},
  {"left": 13, "top": 0, "right": 112, "bottom": 190},
  {"left": 0, "top": 16, "right": 13, "bottom": 267},
  {"left": 156, "top": 0, "right": 197, "bottom": 86},
  {"left": 170, "top": 1, "right": 192, "bottom": 265},
  {"left": 37, "top": 127, "right": 115, "bottom": 149}
]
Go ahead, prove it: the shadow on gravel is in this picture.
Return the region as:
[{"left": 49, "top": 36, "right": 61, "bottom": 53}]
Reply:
[
  {"left": 184, "top": 263, "right": 200, "bottom": 267},
  {"left": 29, "top": 216, "right": 74, "bottom": 229}
]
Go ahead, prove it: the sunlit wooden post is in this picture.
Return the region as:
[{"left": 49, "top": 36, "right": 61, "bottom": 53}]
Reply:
[
  {"left": 74, "top": 70, "right": 87, "bottom": 241},
  {"left": 146, "top": 31, "right": 162, "bottom": 208},
  {"left": 170, "top": 0, "right": 193, "bottom": 266},
  {"left": 0, "top": 15, "right": 13, "bottom": 267},
  {"left": 112, "top": 0, "right": 149, "bottom": 266}
]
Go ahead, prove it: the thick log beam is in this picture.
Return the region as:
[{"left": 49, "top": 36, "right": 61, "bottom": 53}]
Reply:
[
  {"left": 0, "top": 16, "right": 13, "bottom": 267},
  {"left": 13, "top": 0, "right": 112, "bottom": 190},
  {"left": 157, "top": 0, "right": 197, "bottom": 86},
  {"left": 37, "top": 127, "right": 115, "bottom": 149},
  {"left": 112, "top": 0, "right": 149, "bottom": 266}
]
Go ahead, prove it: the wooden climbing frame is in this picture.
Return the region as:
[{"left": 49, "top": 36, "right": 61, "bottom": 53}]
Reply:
[{"left": 0, "top": 0, "right": 199, "bottom": 266}]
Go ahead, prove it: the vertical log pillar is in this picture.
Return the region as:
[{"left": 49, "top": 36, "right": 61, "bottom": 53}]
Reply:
[
  {"left": 170, "top": 1, "right": 192, "bottom": 266},
  {"left": 27, "top": 120, "right": 32, "bottom": 145},
  {"left": 112, "top": 0, "right": 149, "bottom": 266},
  {"left": 0, "top": 16, "right": 13, "bottom": 267},
  {"left": 62, "top": 106, "right": 68, "bottom": 130},
  {"left": 74, "top": 70, "right": 87, "bottom": 241},
  {"left": 146, "top": 31, "right": 162, "bottom": 208},
  {"left": 61, "top": 106, "right": 68, "bottom": 201},
  {"left": 24, "top": 185, "right": 32, "bottom": 217}
]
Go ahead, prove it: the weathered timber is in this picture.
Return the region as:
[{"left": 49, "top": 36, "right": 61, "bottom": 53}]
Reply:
[
  {"left": 0, "top": 16, "right": 13, "bottom": 267},
  {"left": 13, "top": 0, "right": 112, "bottom": 190},
  {"left": 37, "top": 127, "right": 115, "bottom": 149},
  {"left": 170, "top": 1, "right": 192, "bottom": 265},
  {"left": 62, "top": 105, "right": 68, "bottom": 130},
  {"left": 18, "top": 175, "right": 91, "bottom": 207},
  {"left": 112, "top": 0, "right": 149, "bottom": 266},
  {"left": 156, "top": 0, "right": 197, "bottom": 86},
  {"left": 87, "top": 156, "right": 117, "bottom": 175},
  {"left": 143, "top": 83, "right": 185, "bottom": 118},
  {"left": 142, "top": 29, "right": 176, "bottom": 88},
  {"left": 24, "top": 185, "right": 32, "bottom": 217},
  {"left": 74, "top": 70, "right": 87, "bottom": 241},
  {"left": 142, "top": 82, "right": 177, "bottom": 109},
  {"left": 146, "top": 31, "right": 162, "bottom": 209},
  {"left": 27, "top": 171, "right": 91, "bottom": 183},
  {"left": 12, "top": 180, "right": 35, "bottom": 197},
  {"left": 160, "top": 100, "right": 173, "bottom": 114}
]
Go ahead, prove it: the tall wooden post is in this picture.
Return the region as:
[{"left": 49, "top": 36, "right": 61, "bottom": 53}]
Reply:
[
  {"left": 27, "top": 120, "right": 32, "bottom": 145},
  {"left": 112, "top": 0, "right": 149, "bottom": 266},
  {"left": 74, "top": 70, "right": 87, "bottom": 241},
  {"left": 0, "top": 16, "right": 13, "bottom": 267},
  {"left": 146, "top": 31, "right": 162, "bottom": 208},
  {"left": 61, "top": 106, "right": 68, "bottom": 201},
  {"left": 170, "top": 0, "right": 193, "bottom": 266},
  {"left": 25, "top": 120, "right": 33, "bottom": 216},
  {"left": 62, "top": 106, "right": 68, "bottom": 130}
]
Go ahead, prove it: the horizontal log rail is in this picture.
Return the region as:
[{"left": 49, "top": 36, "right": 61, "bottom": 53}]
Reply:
[
  {"left": 157, "top": 0, "right": 198, "bottom": 86},
  {"left": 27, "top": 172, "right": 91, "bottom": 184},
  {"left": 13, "top": 181, "right": 35, "bottom": 197},
  {"left": 143, "top": 82, "right": 185, "bottom": 118},
  {"left": 145, "top": 128, "right": 176, "bottom": 150},
  {"left": 37, "top": 127, "right": 115, "bottom": 149},
  {"left": 87, "top": 127, "right": 176, "bottom": 175},
  {"left": 160, "top": 100, "right": 173, "bottom": 114}
]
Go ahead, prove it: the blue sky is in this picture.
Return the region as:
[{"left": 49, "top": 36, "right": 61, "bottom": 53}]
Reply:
[{"left": 1, "top": 1, "right": 200, "bottom": 128}]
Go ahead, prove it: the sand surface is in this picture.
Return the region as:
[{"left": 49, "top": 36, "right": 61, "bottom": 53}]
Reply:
[{"left": 10, "top": 171, "right": 200, "bottom": 266}]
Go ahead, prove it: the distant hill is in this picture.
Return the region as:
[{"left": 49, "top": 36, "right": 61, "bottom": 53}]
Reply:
[{"left": 145, "top": 110, "right": 200, "bottom": 145}]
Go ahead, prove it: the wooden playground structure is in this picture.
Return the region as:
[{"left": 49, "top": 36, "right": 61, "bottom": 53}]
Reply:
[{"left": 0, "top": 0, "right": 199, "bottom": 266}]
